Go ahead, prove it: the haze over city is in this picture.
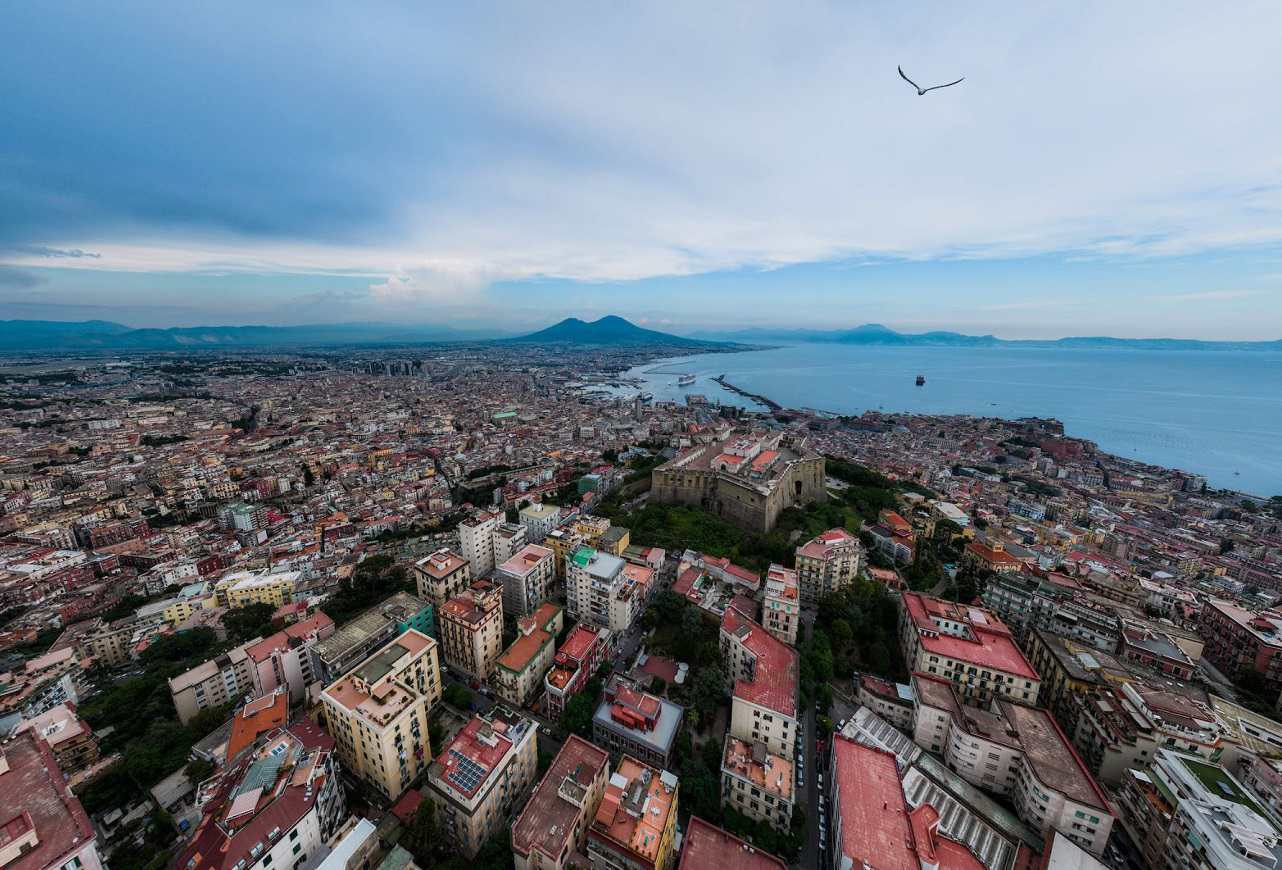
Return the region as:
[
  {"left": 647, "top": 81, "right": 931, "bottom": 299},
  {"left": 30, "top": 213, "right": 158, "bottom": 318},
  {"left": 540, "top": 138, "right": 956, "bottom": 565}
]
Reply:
[{"left": 3, "top": 2, "right": 1282, "bottom": 338}]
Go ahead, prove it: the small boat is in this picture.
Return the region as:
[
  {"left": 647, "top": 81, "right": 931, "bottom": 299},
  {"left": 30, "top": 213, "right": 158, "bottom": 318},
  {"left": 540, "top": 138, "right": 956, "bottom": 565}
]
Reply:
[
  {"left": 915, "top": 374, "right": 925, "bottom": 386},
  {"left": 677, "top": 373, "right": 697, "bottom": 386}
]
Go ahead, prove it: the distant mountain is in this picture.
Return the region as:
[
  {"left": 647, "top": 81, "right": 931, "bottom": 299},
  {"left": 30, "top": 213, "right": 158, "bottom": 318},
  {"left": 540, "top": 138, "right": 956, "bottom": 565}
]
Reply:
[
  {"left": 510, "top": 316, "right": 727, "bottom": 347},
  {"left": 0, "top": 320, "right": 505, "bottom": 351},
  {"left": 688, "top": 324, "right": 1282, "bottom": 351}
]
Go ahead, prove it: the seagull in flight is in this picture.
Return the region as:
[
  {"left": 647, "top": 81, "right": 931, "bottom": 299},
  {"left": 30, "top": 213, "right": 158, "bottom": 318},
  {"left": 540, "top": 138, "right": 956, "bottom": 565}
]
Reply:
[{"left": 898, "top": 65, "right": 964, "bottom": 96}]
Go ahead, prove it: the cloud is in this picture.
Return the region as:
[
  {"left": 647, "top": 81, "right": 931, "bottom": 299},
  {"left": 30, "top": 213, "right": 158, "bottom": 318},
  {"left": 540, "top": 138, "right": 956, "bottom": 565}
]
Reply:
[
  {"left": 2, "top": 1, "right": 1282, "bottom": 301},
  {"left": 9, "top": 246, "right": 101, "bottom": 259},
  {"left": 0, "top": 266, "right": 44, "bottom": 289}
]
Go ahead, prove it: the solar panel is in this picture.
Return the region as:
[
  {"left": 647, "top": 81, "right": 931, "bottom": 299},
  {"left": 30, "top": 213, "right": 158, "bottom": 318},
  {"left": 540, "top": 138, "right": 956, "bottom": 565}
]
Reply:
[{"left": 446, "top": 750, "right": 487, "bottom": 792}]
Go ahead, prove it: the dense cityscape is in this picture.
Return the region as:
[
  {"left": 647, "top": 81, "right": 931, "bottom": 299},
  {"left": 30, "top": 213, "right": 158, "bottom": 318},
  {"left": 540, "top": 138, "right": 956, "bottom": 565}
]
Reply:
[{"left": 0, "top": 336, "right": 1279, "bottom": 870}]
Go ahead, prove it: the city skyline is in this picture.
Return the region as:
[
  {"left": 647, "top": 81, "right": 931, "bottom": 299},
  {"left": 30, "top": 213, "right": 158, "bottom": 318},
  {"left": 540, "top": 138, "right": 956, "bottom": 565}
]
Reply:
[{"left": 4, "top": 3, "right": 1282, "bottom": 338}]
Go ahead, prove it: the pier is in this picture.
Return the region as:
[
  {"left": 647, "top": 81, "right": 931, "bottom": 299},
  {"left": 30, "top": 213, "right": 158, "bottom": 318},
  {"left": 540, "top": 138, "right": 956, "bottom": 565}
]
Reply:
[{"left": 712, "top": 374, "right": 782, "bottom": 411}]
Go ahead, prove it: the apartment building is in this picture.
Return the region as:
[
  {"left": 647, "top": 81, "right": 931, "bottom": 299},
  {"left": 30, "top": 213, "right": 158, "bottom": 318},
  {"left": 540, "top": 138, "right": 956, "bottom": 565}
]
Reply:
[
  {"left": 677, "top": 817, "right": 787, "bottom": 870},
  {"left": 427, "top": 706, "right": 539, "bottom": 858},
  {"left": 1073, "top": 682, "right": 1229, "bottom": 785},
  {"left": 168, "top": 639, "right": 258, "bottom": 725},
  {"left": 511, "top": 735, "right": 609, "bottom": 870},
  {"left": 494, "top": 521, "right": 529, "bottom": 568},
  {"left": 320, "top": 629, "right": 442, "bottom": 800},
  {"left": 242, "top": 611, "right": 334, "bottom": 704},
  {"left": 0, "top": 729, "right": 106, "bottom": 870},
  {"left": 14, "top": 702, "right": 100, "bottom": 776},
  {"left": 720, "top": 606, "right": 799, "bottom": 758},
  {"left": 459, "top": 509, "right": 502, "bottom": 576},
  {"left": 910, "top": 672, "right": 1114, "bottom": 856},
  {"left": 497, "top": 544, "right": 555, "bottom": 617},
  {"left": 79, "top": 619, "right": 134, "bottom": 668},
  {"left": 761, "top": 564, "right": 800, "bottom": 646},
  {"left": 545, "top": 527, "right": 585, "bottom": 582},
  {"left": 586, "top": 756, "right": 680, "bottom": 870},
  {"left": 312, "top": 591, "right": 434, "bottom": 685},
  {"left": 1117, "top": 749, "right": 1281, "bottom": 870},
  {"left": 592, "top": 674, "right": 685, "bottom": 768},
  {"left": 565, "top": 545, "right": 648, "bottom": 629},
  {"left": 438, "top": 579, "right": 505, "bottom": 682},
  {"left": 1199, "top": 600, "right": 1282, "bottom": 695},
  {"left": 173, "top": 721, "right": 346, "bottom": 870},
  {"left": 867, "top": 509, "right": 917, "bottom": 564},
  {"left": 794, "top": 528, "right": 863, "bottom": 603},
  {"left": 412, "top": 548, "right": 472, "bottom": 609},
  {"left": 518, "top": 502, "right": 561, "bottom": 544},
  {"left": 493, "top": 602, "right": 563, "bottom": 708},
  {"left": 899, "top": 592, "right": 1041, "bottom": 705},
  {"left": 215, "top": 568, "right": 300, "bottom": 609},
  {"left": 720, "top": 735, "right": 794, "bottom": 832},
  {"left": 854, "top": 673, "right": 915, "bottom": 731},
  {"left": 545, "top": 622, "right": 611, "bottom": 719}
]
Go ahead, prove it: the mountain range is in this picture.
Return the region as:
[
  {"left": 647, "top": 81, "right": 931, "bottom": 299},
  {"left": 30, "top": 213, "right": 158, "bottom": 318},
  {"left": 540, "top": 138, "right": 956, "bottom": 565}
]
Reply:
[
  {"left": 687, "top": 323, "right": 1282, "bottom": 351},
  {"left": 0, "top": 316, "right": 1277, "bottom": 353},
  {"left": 0, "top": 320, "right": 506, "bottom": 351},
  {"left": 505, "top": 316, "right": 724, "bottom": 347}
]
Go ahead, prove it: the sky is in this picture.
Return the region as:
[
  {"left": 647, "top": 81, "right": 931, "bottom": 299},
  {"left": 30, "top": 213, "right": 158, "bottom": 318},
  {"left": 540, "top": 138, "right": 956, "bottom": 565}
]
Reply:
[{"left": 3, "top": 2, "right": 1282, "bottom": 339}]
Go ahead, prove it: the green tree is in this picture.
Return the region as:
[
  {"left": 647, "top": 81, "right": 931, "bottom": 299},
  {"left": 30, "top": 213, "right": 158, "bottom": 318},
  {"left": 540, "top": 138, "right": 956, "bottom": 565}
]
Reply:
[
  {"left": 223, "top": 602, "right": 276, "bottom": 642},
  {"left": 563, "top": 690, "right": 598, "bottom": 738},
  {"left": 443, "top": 684, "right": 473, "bottom": 710}
]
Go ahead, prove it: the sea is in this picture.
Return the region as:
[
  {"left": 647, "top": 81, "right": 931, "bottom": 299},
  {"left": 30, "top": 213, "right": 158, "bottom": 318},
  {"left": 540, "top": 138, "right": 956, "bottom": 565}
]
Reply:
[{"left": 609, "top": 343, "right": 1282, "bottom": 498}]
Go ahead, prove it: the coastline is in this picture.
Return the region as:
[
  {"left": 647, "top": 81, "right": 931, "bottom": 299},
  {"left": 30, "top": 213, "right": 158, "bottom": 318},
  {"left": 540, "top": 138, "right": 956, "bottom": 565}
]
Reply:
[{"left": 612, "top": 343, "right": 1282, "bottom": 497}]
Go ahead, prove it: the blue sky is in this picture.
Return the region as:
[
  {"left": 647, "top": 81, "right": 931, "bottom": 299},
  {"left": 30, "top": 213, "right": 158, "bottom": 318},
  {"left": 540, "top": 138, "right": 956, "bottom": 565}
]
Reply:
[{"left": 3, "top": 2, "right": 1282, "bottom": 338}]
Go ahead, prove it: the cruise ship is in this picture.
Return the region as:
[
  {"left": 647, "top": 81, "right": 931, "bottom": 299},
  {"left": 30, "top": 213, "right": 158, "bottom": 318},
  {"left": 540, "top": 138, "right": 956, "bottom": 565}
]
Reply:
[{"left": 677, "top": 373, "right": 697, "bottom": 386}]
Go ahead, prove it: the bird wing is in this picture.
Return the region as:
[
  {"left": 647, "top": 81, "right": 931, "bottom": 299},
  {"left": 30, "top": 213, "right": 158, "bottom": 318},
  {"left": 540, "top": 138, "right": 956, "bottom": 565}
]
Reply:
[
  {"left": 922, "top": 76, "right": 965, "bottom": 93},
  {"left": 897, "top": 66, "right": 921, "bottom": 90}
]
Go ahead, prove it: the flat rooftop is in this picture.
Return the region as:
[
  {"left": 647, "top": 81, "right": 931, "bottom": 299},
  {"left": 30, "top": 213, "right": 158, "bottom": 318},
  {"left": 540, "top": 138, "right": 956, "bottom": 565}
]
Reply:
[{"left": 512, "top": 735, "right": 608, "bottom": 860}]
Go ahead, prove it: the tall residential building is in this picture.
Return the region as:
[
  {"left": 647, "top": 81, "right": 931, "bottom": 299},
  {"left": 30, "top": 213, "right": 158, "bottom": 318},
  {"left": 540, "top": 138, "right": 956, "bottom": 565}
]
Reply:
[
  {"left": 544, "top": 622, "right": 612, "bottom": 719},
  {"left": 720, "top": 735, "right": 794, "bottom": 832},
  {"left": 518, "top": 502, "right": 561, "bottom": 544},
  {"left": 494, "top": 522, "right": 529, "bottom": 567},
  {"left": 720, "top": 606, "right": 799, "bottom": 758},
  {"left": 761, "top": 564, "right": 800, "bottom": 646},
  {"left": 1199, "top": 600, "right": 1282, "bottom": 695},
  {"left": 438, "top": 579, "right": 505, "bottom": 682},
  {"left": 567, "top": 547, "right": 652, "bottom": 634},
  {"left": 497, "top": 544, "right": 555, "bottom": 617},
  {"left": 173, "top": 721, "right": 346, "bottom": 870},
  {"left": 412, "top": 549, "right": 472, "bottom": 609},
  {"left": 14, "top": 703, "right": 100, "bottom": 776},
  {"left": 493, "top": 602, "right": 563, "bottom": 708},
  {"left": 1117, "top": 749, "right": 1281, "bottom": 870},
  {"left": 0, "top": 729, "right": 105, "bottom": 870},
  {"left": 650, "top": 430, "right": 826, "bottom": 533},
  {"left": 459, "top": 510, "right": 502, "bottom": 576},
  {"left": 511, "top": 735, "right": 610, "bottom": 870},
  {"left": 242, "top": 611, "right": 335, "bottom": 705},
  {"left": 677, "top": 816, "right": 787, "bottom": 870},
  {"left": 426, "top": 706, "right": 539, "bottom": 858},
  {"left": 168, "top": 638, "right": 258, "bottom": 725},
  {"left": 794, "top": 528, "right": 863, "bottom": 603},
  {"left": 910, "top": 672, "right": 1115, "bottom": 855},
  {"left": 587, "top": 756, "right": 680, "bottom": 870},
  {"left": 592, "top": 674, "right": 685, "bottom": 768},
  {"left": 545, "top": 527, "right": 585, "bottom": 582},
  {"left": 320, "top": 629, "right": 442, "bottom": 800},
  {"left": 899, "top": 592, "right": 1041, "bottom": 705},
  {"left": 312, "top": 591, "right": 435, "bottom": 685}
]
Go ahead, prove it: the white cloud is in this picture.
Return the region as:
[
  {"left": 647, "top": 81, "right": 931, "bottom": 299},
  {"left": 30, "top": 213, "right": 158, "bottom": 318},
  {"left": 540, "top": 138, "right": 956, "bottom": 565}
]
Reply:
[{"left": 7, "top": 1, "right": 1282, "bottom": 302}]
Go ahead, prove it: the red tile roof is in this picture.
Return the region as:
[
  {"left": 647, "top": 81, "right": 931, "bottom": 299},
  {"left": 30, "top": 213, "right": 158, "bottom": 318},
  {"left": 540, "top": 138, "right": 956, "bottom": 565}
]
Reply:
[
  {"left": 433, "top": 716, "right": 513, "bottom": 799},
  {"left": 0, "top": 731, "right": 97, "bottom": 870},
  {"left": 512, "top": 736, "right": 609, "bottom": 861},
  {"left": 721, "top": 607, "right": 798, "bottom": 717},
  {"left": 902, "top": 592, "right": 1039, "bottom": 681},
  {"left": 678, "top": 816, "right": 787, "bottom": 870},
  {"left": 225, "top": 690, "right": 288, "bottom": 761},
  {"left": 832, "top": 738, "right": 919, "bottom": 870}
]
